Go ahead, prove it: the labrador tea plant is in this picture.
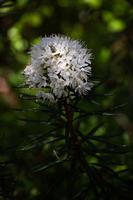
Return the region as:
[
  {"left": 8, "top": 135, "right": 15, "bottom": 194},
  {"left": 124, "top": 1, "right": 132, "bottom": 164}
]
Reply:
[{"left": 20, "top": 35, "right": 130, "bottom": 200}]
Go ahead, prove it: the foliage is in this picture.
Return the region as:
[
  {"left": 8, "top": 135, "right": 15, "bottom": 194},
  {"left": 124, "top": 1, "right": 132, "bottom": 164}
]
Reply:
[{"left": 0, "top": 0, "right": 133, "bottom": 199}]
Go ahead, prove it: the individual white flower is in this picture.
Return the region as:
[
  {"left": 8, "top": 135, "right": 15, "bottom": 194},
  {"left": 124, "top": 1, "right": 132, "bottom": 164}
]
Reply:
[
  {"left": 37, "top": 91, "right": 55, "bottom": 103},
  {"left": 23, "top": 35, "right": 93, "bottom": 102}
]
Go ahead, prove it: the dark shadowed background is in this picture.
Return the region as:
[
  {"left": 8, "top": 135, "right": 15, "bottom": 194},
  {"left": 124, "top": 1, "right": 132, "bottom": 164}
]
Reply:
[{"left": 0, "top": 0, "right": 133, "bottom": 199}]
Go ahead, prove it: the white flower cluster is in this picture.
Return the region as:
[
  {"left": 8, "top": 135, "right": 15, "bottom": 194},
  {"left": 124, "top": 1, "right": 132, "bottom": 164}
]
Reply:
[{"left": 23, "top": 35, "right": 92, "bottom": 102}]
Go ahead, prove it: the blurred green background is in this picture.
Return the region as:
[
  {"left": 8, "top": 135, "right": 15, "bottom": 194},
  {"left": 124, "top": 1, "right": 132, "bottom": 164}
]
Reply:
[{"left": 0, "top": 0, "right": 133, "bottom": 199}]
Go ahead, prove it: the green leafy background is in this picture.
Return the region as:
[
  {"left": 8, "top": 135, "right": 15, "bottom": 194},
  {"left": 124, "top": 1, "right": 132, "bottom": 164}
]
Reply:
[{"left": 0, "top": 0, "right": 133, "bottom": 199}]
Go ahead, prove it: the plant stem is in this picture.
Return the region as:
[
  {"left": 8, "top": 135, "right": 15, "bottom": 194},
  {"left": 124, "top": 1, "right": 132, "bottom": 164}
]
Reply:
[{"left": 64, "top": 101, "right": 99, "bottom": 198}]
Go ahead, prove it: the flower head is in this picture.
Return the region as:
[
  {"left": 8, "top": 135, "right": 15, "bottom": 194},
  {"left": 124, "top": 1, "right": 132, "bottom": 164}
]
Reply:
[{"left": 23, "top": 35, "right": 93, "bottom": 102}]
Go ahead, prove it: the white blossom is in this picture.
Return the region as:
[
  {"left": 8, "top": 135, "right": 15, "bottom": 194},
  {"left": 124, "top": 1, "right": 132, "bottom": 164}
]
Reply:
[{"left": 23, "top": 35, "right": 93, "bottom": 102}]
